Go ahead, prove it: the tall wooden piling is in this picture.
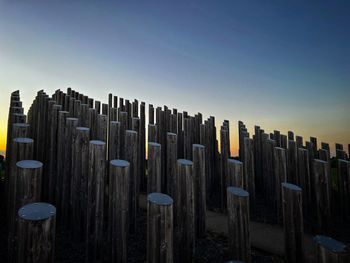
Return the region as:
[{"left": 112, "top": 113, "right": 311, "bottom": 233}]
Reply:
[
  {"left": 166, "top": 133, "right": 177, "bottom": 196},
  {"left": 87, "top": 140, "right": 106, "bottom": 263},
  {"left": 227, "top": 186, "right": 251, "bottom": 263},
  {"left": 148, "top": 142, "right": 162, "bottom": 193},
  {"left": 193, "top": 144, "right": 206, "bottom": 237},
  {"left": 297, "top": 148, "right": 311, "bottom": 216},
  {"left": 287, "top": 140, "right": 298, "bottom": 184},
  {"left": 282, "top": 183, "right": 304, "bottom": 263},
  {"left": 17, "top": 202, "right": 56, "bottom": 263},
  {"left": 109, "top": 160, "right": 130, "bottom": 263},
  {"left": 227, "top": 159, "right": 243, "bottom": 188},
  {"left": 147, "top": 193, "right": 174, "bottom": 263},
  {"left": 274, "top": 147, "right": 287, "bottom": 223},
  {"left": 243, "top": 137, "right": 255, "bottom": 206},
  {"left": 174, "top": 159, "right": 195, "bottom": 263},
  {"left": 109, "top": 121, "right": 121, "bottom": 160}
]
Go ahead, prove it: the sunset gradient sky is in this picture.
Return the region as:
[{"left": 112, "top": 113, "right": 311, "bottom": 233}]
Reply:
[{"left": 1, "top": 1, "right": 349, "bottom": 156}]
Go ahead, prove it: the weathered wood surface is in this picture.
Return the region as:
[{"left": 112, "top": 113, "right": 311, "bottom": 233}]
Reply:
[
  {"left": 227, "top": 186, "right": 251, "bottom": 263},
  {"left": 166, "top": 133, "right": 177, "bottom": 196},
  {"left": 193, "top": 144, "right": 206, "bottom": 237},
  {"left": 174, "top": 159, "right": 194, "bottom": 263},
  {"left": 148, "top": 142, "right": 162, "bottom": 194},
  {"left": 243, "top": 137, "right": 255, "bottom": 206},
  {"left": 87, "top": 140, "right": 106, "bottom": 263},
  {"left": 227, "top": 159, "right": 243, "bottom": 188},
  {"left": 109, "top": 160, "right": 130, "bottom": 263},
  {"left": 17, "top": 202, "right": 56, "bottom": 263},
  {"left": 282, "top": 183, "right": 304, "bottom": 263},
  {"left": 297, "top": 148, "right": 311, "bottom": 217},
  {"left": 313, "top": 235, "right": 349, "bottom": 263},
  {"left": 274, "top": 147, "right": 287, "bottom": 223},
  {"left": 109, "top": 121, "right": 121, "bottom": 160},
  {"left": 147, "top": 193, "right": 174, "bottom": 263}
]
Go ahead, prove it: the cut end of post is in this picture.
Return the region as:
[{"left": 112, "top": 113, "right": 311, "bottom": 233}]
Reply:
[
  {"left": 227, "top": 186, "right": 249, "bottom": 197},
  {"left": 313, "top": 235, "right": 347, "bottom": 253},
  {"left": 148, "top": 192, "right": 173, "bottom": 206},
  {"left": 110, "top": 159, "right": 130, "bottom": 167},
  {"left": 76, "top": 127, "right": 90, "bottom": 131},
  {"left": 228, "top": 158, "right": 242, "bottom": 165},
  {"left": 13, "top": 123, "right": 30, "bottom": 128},
  {"left": 90, "top": 140, "right": 106, "bottom": 145},
  {"left": 18, "top": 202, "right": 56, "bottom": 221},
  {"left": 16, "top": 160, "right": 43, "bottom": 169},
  {"left": 282, "top": 182, "right": 302, "bottom": 191},
  {"left": 177, "top": 159, "right": 193, "bottom": 166},
  {"left": 148, "top": 142, "right": 161, "bottom": 147},
  {"left": 193, "top": 144, "right": 205, "bottom": 149},
  {"left": 13, "top": 137, "right": 34, "bottom": 144}
]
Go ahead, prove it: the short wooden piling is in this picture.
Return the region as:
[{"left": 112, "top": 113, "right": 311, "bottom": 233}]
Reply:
[
  {"left": 282, "top": 183, "right": 304, "bottom": 263},
  {"left": 227, "top": 186, "right": 251, "bottom": 263},
  {"left": 313, "top": 235, "right": 349, "bottom": 263},
  {"left": 17, "top": 202, "right": 56, "bottom": 263},
  {"left": 147, "top": 193, "right": 174, "bottom": 263}
]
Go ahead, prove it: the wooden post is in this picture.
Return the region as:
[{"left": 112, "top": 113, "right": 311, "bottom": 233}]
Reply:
[
  {"left": 313, "top": 159, "right": 331, "bottom": 233},
  {"left": 296, "top": 136, "right": 303, "bottom": 148},
  {"left": 147, "top": 193, "right": 174, "bottom": 263},
  {"left": 148, "top": 142, "right": 162, "bottom": 193},
  {"left": 149, "top": 104, "right": 154, "bottom": 124},
  {"left": 193, "top": 144, "right": 206, "bottom": 237},
  {"left": 338, "top": 159, "right": 350, "bottom": 219},
  {"left": 243, "top": 137, "right": 255, "bottom": 206},
  {"left": 274, "top": 147, "right": 287, "bottom": 223},
  {"left": 125, "top": 130, "right": 139, "bottom": 233},
  {"left": 280, "top": 134, "right": 287, "bottom": 149},
  {"left": 96, "top": 114, "right": 108, "bottom": 142},
  {"left": 109, "top": 121, "right": 121, "bottom": 160},
  {"left": 297, "top": 148, "right": 311, "bottom": 218},
  {"left": 282, "top": 183, "right": 304, "bottom": 263},
  {"left": 220, "top": 127, "right": 230, "bottom": 210},
  {"left": 166, "top": 133, "right": 177, "bottom": 196},
  {"left": 140, "top": 102, "right": 146, "bottom": 192},
  {"left": 148, "top": 124, "right": 158, "bottom": 143},
  {"left": 71, "top": 127, "right": 90, "bottom": 241},
  {"left": 17, "top": 202, "right": 56, "bottom": 263},
  {"left": 109, "top": 160, "right": 130, "bottom": 263},
  {"left": 313, "top": 235, "right": 349, "bottom": 263},
  {"left": 227, "top": 186, "right": 251, "bottom": 263},
  {"left": 310, "top": 137, "right": 318, "bottom": 158},
  {"left": 87, "top": 108, "right": 97, "bottom": 139},
  {"left": 288, "top": 131, "right": 294, "bottom": 141},
  {"left": 227, "top": 159, "right": 243, "bottom": 188},
  {"left": 287, "top": 140, "right": 298, "bottom": 184},
  {"left": 118, "top": 111, "right": 128, "bottom": 159},
  {"left": 87, "top": 140, "right": 106, "bottom": 263},
  {"left": 174, "top": 159, "right": 194, "bottom": 263}
]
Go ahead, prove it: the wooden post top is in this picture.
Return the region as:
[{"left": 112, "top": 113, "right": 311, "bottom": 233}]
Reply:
[
  {"left": 76, "top": 127, "right": 90, "bottom": 131},
  {"left": 193, "top": 144, "right": 205, "bottom": 149},
  {"left": 227, "top": 186, "right": 249, "bottom": 197},
  {"left": 18, "top": 202, "right": 56, "bottom": 221},
  {"left": 177, "top": 159, "right": 193, "bottom": 166},
  {"left": 314, "top": 159, "right": 328, "bottom": 164},
  {"left": 147, "top": 193, "right": 173, "bottom": 206},
  {"left": 167, "top": 132, "right": 177, "bottom": 136},
  {"left": 66, "top": 117, "right": 78, "bottom": 121},
  {"left": 90, "top": 140, "right": 106, "bottom": 146},
  {"left": 13, "top": 137, "right": 34, "bottom": 144},
  {"left": 148, "top": 142, "right": 161, "bottom": 147},
  {"left": 282, "top": 182, "right": 302, "bottom": 192},
  {"left": 16, "top": 160, "right": 43, "bottom": 169},
  {"left": 13, "top": 123, "right": 30, "bottom": 128},
  {"left": 110, "top": 121, "right": 121, "bottom": 124},
  {"left": 228, "top": 159, "right": 242, "bottom": 165},
  {"left": 110, "top": 159, "right": 130, "bottom": 167},
  {"left": 313, "top": 235, "right": 347, "bottom": 253},
  {"left": 126, "top": 130, "right": 137, "bottom": 135}
]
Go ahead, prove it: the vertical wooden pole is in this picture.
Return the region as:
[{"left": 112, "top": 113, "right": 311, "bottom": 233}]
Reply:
[
  {"left": 17, "top": 202, "right": 56, "bottom": 263},
  {"left": 125, "top": 130, "right": 139, "bottom": 234},
  {"left": 227, "top": 159, "right": 243, "bottom": 188},
  {"left": 148, "top": 124, "right": 158, "bottom": 143},
  {"left": 338, "top": 159, "right": 350, "bottom": 219},
  {"left": 274, "top": 147, "right": 287, "bottom": 223},
  {"left": 227, "top": 186, "right": 251, "bottom": 263},
  {"left": 109, "top": 160, "right": 130, "bottom": 263},
  {"left": 287, "top": 140, "right": 298, "bottom": 184},
  {"left": 193, "top": 144, "right": 206, "bottom": 238},
  {"left": 174, "top": 159, "right": 194, "bottom": 263},
  {"left": 297, "top": 148, "right": 311, "bottom": 217},
  {"left": 313, "top": 235, "right": 349, "bottom": 263},
  {"left": 147, "top": 193, "right": 174, "bottom": 263},
  {"left": 282, "top": 183, "right": 304, "bottom": 263},
  {"left": 109, "top": 121, "right": 121, "bottom": 160},
  {"left": 166, "top": 133, "right": 177, "bottom": 196},
  {"left": 96, "top": 114, "right": 108, "bottom": 142},
  {"left": 220, "top": 127, "right": 230, "bottom": 210},
  {"left": 148, "top": 142, "right": 162, "bottom": 193},
  {"left": 118, "top": 111, "right": 128, "bottom": 159},
  {"left": 87, "top": 140, "right": 106, "bottom": 263},
  {"left": 243, "top": 137, "right": 255, "bottom": 206}
]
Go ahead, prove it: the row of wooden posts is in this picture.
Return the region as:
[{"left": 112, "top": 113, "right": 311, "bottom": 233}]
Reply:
[{"left": 4, "top": 88, "right": 350, "bottom": 263}]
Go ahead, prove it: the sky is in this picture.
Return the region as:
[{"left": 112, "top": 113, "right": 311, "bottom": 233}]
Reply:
[{"left": 0, "top": 0, "right": 349, "bottom": 157}]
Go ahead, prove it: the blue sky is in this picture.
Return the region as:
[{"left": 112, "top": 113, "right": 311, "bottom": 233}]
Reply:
[{"left": 0, "top": 0, "right": 349, "bottom": 155}]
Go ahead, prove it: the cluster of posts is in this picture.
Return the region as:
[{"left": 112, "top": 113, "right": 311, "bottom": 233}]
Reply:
[{"left": 4, "top": 88, "right": 350, "bottom": 263}]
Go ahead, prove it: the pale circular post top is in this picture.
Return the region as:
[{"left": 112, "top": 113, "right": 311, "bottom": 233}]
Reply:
[
  {"left": 148, "top": 192, "right": 173, "bottom": 206},
  {"left": 16, "top": 160, "right": 43, "bottom": 169},
  {"left": 18, "top": 202, "right": 56, "bottom": 221}
]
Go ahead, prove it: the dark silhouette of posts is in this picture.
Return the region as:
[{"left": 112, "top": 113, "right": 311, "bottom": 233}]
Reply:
[
  {"left": 87, "top": 140, "right": 106, "bottom": 263},
  {"left": 71, "top": 127, "right": 90, "bottom": 241},
  {"left": 243, "top": 137, "right": 255, "bottom": 206},
  {"left": 287, "top": 140, "right": 298, "bottom": 184},
  {"left": 125, "top": 130, "right": 139, "bottom": 233},
  {"left": 17, "top": 202, "right": 56, "bottom": 263},
  {"left": 274, "top": 147, "right": 287, "bottom": 223},
  {"left": 174, "top": 159, "right": 195, "bottom": 263},
  {"left": 109, "top": 121, "right": 121, "bottom": 160},
  {"left": 282, "top": 183, "right": 304, "bottom": 263},
  {"left": 227, "top": 186, "right": 251, "bottom": 263},
  {"left": 148, "top": 124, "right": 158, "bottom": 143},
  {"left": 227, "top": 159, "right": 243, "bottom": 187},
  {"left": 193, "top": 144, "right": 206, "bottom": 237},
  {"left": 298, "top": 148, "right": 311, "bottom": 216},
  {"left": 313, "top": 235, "right": 349, "bottom": 263},
  {"left": 338, "top": 159, "right": 350, "bottom": 219},
  {"left": 148, "top": 142, "right": 162, "bottom": 193},
  {"left": 166, "top": 133, "right": 177, "bottom": 196},
  {"left": 147, "top": 193, "right": 174, "bottom": 263},
  {"left": 109, "top": 160, "right": 130, "bottom": 263},
  {"left": 313, "top": 159, "right": 331, "bottom": 233}
]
